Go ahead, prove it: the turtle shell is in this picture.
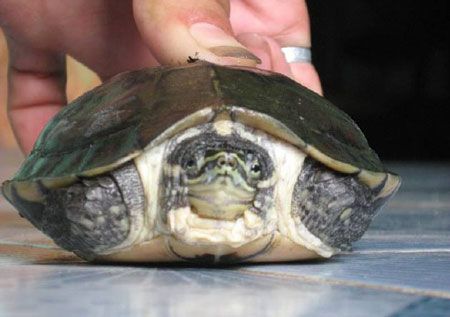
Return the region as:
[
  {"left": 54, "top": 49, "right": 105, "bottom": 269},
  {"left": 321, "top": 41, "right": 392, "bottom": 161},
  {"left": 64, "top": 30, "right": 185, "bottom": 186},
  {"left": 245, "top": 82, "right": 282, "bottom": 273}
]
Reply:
[{"left": 2, "top": 62, "right": 399, "bottom": 211}]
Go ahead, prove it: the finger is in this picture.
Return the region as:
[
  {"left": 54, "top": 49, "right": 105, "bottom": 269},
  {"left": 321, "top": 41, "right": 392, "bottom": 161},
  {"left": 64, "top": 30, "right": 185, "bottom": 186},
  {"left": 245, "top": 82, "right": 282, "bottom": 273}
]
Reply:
[
  {"left": 230, "top": 0, "right": 311, "bottom": 46},
  {"left": 133, "top": 0, "right": 260, "bottom": 66},
  {"left": 6, "top": 37, "right": 66, "bottom": 154},
  {"left": 272, "top": 1, "right": 322, "bottom": 95},
  {"left": 231, "top": 0, "right": 322, "bottom": 94},
  {"left": 288, "top": 61, "right": 322, "bottom": 95},
  {"left": 238, "top": 32, "right": 322, "bottom": 94},
  {"left": 237, "top": 33, "right": 293, "bottom": 78}
]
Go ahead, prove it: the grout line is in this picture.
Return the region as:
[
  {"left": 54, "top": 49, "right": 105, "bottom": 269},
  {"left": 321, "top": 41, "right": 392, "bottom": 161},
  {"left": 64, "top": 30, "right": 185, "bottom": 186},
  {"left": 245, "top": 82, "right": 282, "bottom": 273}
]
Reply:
[
  {"left": 0, "top": 240, "right": 60, "bottom": 250},
  {"left": 238, "top": 269, "right": 450, "bottom": 300},
  {"left": 388, "top": 202, "right": 450, "bottom": 209},
  {"left": 343, "top": 248, "right": 450, "bottom": 255}
]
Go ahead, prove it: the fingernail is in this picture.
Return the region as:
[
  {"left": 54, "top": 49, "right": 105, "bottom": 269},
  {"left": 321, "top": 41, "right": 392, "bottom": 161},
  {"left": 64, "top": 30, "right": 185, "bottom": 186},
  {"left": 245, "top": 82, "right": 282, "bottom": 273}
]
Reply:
[
  {"left": 237, "top": 33, "right": 271, "bottom": 69},
  {"left": 208, "top": 46, "right": 261, "bottom": 62},
  {"left": 189, "top": 22, "right": 261, "bottom": 64}
]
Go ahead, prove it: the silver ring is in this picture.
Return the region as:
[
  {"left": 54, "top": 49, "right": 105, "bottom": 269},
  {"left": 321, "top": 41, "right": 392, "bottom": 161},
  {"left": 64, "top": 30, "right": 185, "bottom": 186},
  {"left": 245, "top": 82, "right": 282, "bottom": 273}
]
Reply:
[{"left": 281, "top": 46, "right": 312, "bottom": 63}]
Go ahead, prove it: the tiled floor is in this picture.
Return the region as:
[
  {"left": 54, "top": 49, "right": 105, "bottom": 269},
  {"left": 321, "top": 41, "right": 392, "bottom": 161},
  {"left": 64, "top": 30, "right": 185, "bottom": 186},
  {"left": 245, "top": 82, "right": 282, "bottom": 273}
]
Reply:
[{"left": 1, "top": 148, "right": 449, "bottom": 316}]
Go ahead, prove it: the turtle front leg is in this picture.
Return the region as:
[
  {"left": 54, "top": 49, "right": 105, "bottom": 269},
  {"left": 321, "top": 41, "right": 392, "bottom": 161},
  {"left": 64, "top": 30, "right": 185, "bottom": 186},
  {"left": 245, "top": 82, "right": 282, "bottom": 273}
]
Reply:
[
  {"left": 42, "top": 163, "right": 145, "bottom": 260},
  {"left": 290, "top": 158, "right": 388, "bottom": 255}
]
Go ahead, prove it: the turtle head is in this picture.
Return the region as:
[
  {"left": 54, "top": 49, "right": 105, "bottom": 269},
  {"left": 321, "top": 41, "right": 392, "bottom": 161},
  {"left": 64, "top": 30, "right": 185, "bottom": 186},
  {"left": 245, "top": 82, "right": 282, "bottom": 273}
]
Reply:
[
  {"left": 183, "top": 149, "right": 263, "bottom": 220},
  {"left": 161, "top": 130, "right": 275, "bottom": 240}
]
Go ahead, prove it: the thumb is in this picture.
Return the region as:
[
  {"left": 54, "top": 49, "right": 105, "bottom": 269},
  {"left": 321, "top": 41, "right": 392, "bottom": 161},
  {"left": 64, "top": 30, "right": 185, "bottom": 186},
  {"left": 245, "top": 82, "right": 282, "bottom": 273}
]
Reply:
[{"left": 133, "top": 0, "right": 260, "bottom": 66}]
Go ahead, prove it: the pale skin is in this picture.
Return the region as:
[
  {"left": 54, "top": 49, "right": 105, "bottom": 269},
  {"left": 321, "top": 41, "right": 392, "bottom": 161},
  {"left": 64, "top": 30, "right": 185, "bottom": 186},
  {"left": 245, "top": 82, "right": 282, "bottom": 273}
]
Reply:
[{"left": 0, "top": 0, "right": 322, "bottom": 154}]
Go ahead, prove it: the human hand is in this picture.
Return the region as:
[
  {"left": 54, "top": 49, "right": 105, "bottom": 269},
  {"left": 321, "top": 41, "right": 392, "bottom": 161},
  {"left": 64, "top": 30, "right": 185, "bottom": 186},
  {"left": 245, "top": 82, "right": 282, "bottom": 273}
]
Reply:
[{"left": 0, "top": 0, "right": 321, "bottom": 154}]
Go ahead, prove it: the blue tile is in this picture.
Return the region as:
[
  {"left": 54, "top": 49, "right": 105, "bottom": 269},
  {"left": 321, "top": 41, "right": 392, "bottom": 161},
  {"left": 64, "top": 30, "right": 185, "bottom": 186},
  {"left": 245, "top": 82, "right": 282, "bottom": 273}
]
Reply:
[
  {"left": 245, "top": 251, "right": 450, "bottom": 296},
  {"left": 0, "top": 265, "right": 424, "bottom": 317},
  {"left": 390, "top": 298, "right": 450, "bottom": 317}
]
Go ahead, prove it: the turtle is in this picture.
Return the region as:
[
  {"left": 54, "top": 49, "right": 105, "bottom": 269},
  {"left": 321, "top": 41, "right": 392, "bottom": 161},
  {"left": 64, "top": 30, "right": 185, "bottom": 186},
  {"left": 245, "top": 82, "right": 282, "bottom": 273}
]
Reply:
[{"left": 1, "top": 62, "right": 400, "bottom": 264}]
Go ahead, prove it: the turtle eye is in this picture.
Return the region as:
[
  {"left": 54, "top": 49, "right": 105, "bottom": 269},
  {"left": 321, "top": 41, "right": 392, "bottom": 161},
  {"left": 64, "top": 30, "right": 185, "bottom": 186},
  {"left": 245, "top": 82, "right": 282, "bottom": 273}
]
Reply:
[
  {"left": 250, "top": 162, "right": 262, "bottom": 179},
  {"left": 245, "top": 153, "right": 262, "bottom": 180},
  {"left": 184, "top": 158, "right": 198, "bottom": 174},
  {"left": 184, "top": 152, "right": 205, "bottom": 175},
  {"left": 186, "top": 159, "right": 196, "bottom": 169}
]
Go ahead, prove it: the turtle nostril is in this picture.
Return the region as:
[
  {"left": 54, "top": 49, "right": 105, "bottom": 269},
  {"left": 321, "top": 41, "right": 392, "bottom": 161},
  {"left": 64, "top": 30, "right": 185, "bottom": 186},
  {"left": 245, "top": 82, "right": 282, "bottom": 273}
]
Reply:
[
  {"left": 228, "top": 158, "right": 237, "bottom": 169},
  {"left": 218, "top": 157, "right": 227, "bottom": 167},
  {"left": 217, "top": 155, "right": 237, "bottom": 169}
]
